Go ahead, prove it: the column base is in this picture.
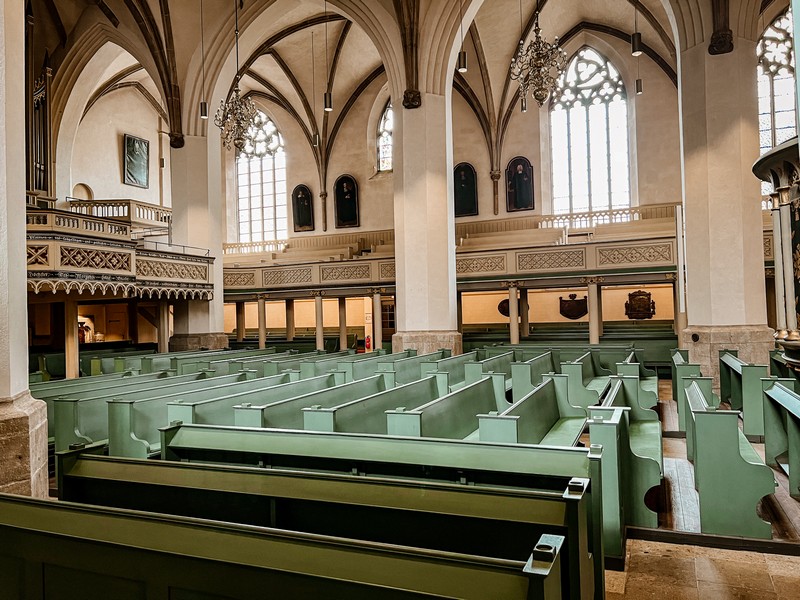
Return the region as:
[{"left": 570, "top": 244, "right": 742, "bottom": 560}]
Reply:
[
  {"left": 680, "top": 325, "right": 775, "bottom": 389},
  {"left": 392, "top": 331, "right": 463, "bottom": 355},
  {"left": 169, "top": 332, "right": 229, "bottom": 351},
  {"left": 0, "top": 392, "right": 48, "bottom": 497}
]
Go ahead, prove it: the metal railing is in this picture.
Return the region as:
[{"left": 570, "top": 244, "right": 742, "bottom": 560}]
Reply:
[{"left": 137, "top": 240, "right": 211, "bottom": 257}]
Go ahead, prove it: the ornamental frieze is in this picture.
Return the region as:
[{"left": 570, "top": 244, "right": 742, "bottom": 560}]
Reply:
[
  {"left": 517, "top": 249, "right": 585, "bottom": 271},
  {"left": 597, "top": 244, "right": 672, "bottom": 265},
  {"left": 60, "top": 246, "right": 131, "bottom": 271},
  {"left": 137, "top": 260, "right": 208, "bottom": 281}
]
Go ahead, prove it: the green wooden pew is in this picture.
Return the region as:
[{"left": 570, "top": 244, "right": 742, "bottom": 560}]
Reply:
[
  {"left": 560, "top": 351, "right": 614, "bottom": 408},
  {"left": 31, "top": 369, "right": 172, "bottom": 401},
  {"left": 761, "top": 378, "right": 800, "bottom": 499},
  {"left": 298, "top": 349, "right": 385, "bottom": 378},
  {"left": 336, "top": 349, "right": 417, "bottom": 381},
  {"left": 302, "top": 374, "right": 450, "bottom": 434},
  {"left": 478, "top": 374, "right": 586, "bottom": 447},
  {"left": 769, "top": 348, "right": 793, "bottom": 378},
  {"left": 107, "top": 372, "right": 299, "bottom": 458},
  {"left": 510, "top": 351, "right": 561, "bottom": 402},
  {"left": 374, "top": 349, "right": 451, "bottom": 384},
  {"left": 53, "top": 370, "right": 254, "bottom": 452},
  {"left": 233, "top": 373, "right": 393, "bottom": 429},
  {"left": 419, "top": 350, "right": 480, "bottom": 391},
  {"left": 670, "top": 349, "right": 702, "bottom": 431},
  {"left": 386, "top": 374, "right": 507, "bottom": 439},
  {"left": 159, "top": 424, "right": 606, "bottom": 597},
  {"left": 173, "top": 373, "right": 342, "bottom": 426},
  {"left": 112, "top": 347, "right": 234, "bottom": 373},
  {"left": 614, "top": 350, "right": 658, "bottom": 408},
  {"left": 591, "top": 376, "right": 663, "bottom": 529},
  {"left": 174, "top": 347, "right": 281, "bottom": 374},
  {"left": 227, "top": 350, "right": 339, "bottom": 376},
  {"left": 0, "top": 491, "right": 567, "bottom": 600},
  {"left": 684, "top": 376, "right": 776, "bottom": 539},
  {"left": 718, "top": 349, "right": 770, "bottom": 436},
  {"left": 178, "top": 350, "right": 297, "bottom": 375},
  {"left": 463, "top": 350, "right": 516, "bottom": 393}
]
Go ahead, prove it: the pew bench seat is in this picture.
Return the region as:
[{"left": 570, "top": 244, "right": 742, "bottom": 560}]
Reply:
[
  {"left": 586, "top": 377, "right": 611, "bottom": 395},
  {"left": 539, "top": 417, "right": 585, "bottom": 446},
  {"left": 630, "top": 421, "right": 663, "bottom": 469}
]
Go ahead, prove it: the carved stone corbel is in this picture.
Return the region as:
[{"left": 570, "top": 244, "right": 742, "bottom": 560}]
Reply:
[{"left": 708, "top": 0, "right": 733, "bottom": 55}]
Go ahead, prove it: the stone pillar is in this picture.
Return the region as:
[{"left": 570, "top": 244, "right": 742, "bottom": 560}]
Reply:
[
  {"left": 674, "top": 206, "right": 688, "bottom": 336},
  {"left": 338, "top": 297, "right": 347, "bottom": 350},
  {"left": 519, "top": 288, "right": 530, "bottom": 339},
  {"left": 778, "top": 199, "right": 797, "bottom": 331},
  {"left": 235, "top": 301, "right": 246, "bottom": 342},
  {"left": 0, "top": 0, "right": 47, "bottom": 496},
  {"left": 168, "top": 135, "right": 226, "bottom": 350},
  {"left": 372, "top": 289, "right": 383, "bottom": 351},
  {"left": 507, "top": 283, "right": 520, "bottom": 345},
  {"left": 771, "top": 202, "right": 787, "bottom": 337},
  {"left": 391, "top": 93, "right": 461, "bottom": 354},
  {"left": 679, "top": 40, "right": 773, "bottom": 382},
  {"left": 587, "top": 280, "right": 602, "bottom": 345},
  {"left": 64, "top": 298, "right": 79, "bottom": 379},
  {"left": 313, "top": 292, "right": 325, "bottom": 351},
  {"left": 158, "top": 300, "right": 170, "bottom": 353},
  {"left": 257, "top": 296, "right": 267, "bottom": 350},
  {"left": 286, "top": 299, "right": 295, "bottom": 341}
]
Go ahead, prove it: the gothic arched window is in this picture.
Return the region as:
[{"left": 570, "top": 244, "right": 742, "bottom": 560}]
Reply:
[
  {"left": 377, "top": 101, "right": 393, "bottom": 172},
  {"left": 236, "top": 112, "right": 287, "bottom": 242},
  {"left": 549, "top": 47, "right": 630, "bottom": 215},
  {"left": 757, "top": 8, "right": 795, "bottom": 197}
]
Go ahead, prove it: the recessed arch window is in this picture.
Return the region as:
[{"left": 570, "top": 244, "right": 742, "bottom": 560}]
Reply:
[
  {"left": 757, "top": 8, "right": 795, "bottom": 198},
  {"left": 549, "top": 47, "right": 630, "bottom": 215},
  {"left": 236, "top": 111, "right": 287, "bottom": 243},
  {"left": 377, "top": 101, "right": 393, "bottom": 172}
]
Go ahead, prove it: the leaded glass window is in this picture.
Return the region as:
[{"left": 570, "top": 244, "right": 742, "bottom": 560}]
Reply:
[
  {"left": 758, "top": 8, "right": 796, "bottom": 197},
  {"left": 549, "top": 47, "right": 630, "bottom": 215},
  {"left": 378, "top": 101, "right": 393, "bottom": 172},
  {"left": 236, "top": 112, "right": 287, "bottom": 242}
]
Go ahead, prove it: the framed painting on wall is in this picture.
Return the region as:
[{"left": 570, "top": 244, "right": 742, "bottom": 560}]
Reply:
[
  {"left": 123, "top": 133, "right": 149, "bottom": 188},
  {"left": 505, "top": 156, "right": 534, "bottom": 212},
  {"left": 292, "top": 184, "right": 315, "bottom": 232},
  {"left": 454, "top": 162, "right": 478, "bottom": 217},
  {"left": 334, "top": 174, "right": 359, "bottom": 228}
]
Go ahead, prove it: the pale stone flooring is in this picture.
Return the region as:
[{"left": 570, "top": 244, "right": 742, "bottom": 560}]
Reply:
[{"left": 605, "top": 539, "right": 800, "bottom": 599}]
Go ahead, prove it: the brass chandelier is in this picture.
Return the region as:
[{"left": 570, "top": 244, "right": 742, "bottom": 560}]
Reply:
[
  {"left": 509, "top": 6, "right": 567, "bottom": 110},
  {"left": 215, "top": 0, "right": 258, "bottom": 153}
]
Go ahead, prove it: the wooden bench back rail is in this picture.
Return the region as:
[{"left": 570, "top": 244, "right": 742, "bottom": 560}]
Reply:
[
  {"left": 560, "top": 352, "right": 612, "bottom": 409},
  {"left": 229, "top": 350, "right": 342, "bottom": 376},
  {"left": 0, "top": 492, "right": 577, "bottom": 600},
  {"left": 176, "top": 348, "right": 285, "bottom": 375},
  {"left": 29, "top": 367, "right": 142, "bottom": 391},
  {"left": 762, "top": 379, "right": 800, "bottom": 499},
  {"left": 386, "top": 374, "right": 507, "bottom": 439},
  {"left": 336, "top": 349, "right": 417, "bottom": 382},
  {"left": 510, "top": 352, "right": 560, "bottom": 403},
  {"left": 233, "top": 373, "right": 393, "bottom": 431},
  {"left": 299, "top": 349, "right": 384, "bottom": 378},
  {"left": 375, "top": 349, "right": 452, "bottom": 384},
  {"left": 31, "top": 369, "right": 177, "bottom": 401},
  {"left": 769, "top": 349, "right": 793, "bottom": 379},
  {"left": 479, "top": 375, "right": 586, "bottom": 446},
  {"left": 113, "top": 347, "right": 230, "bottom": 373},
  {"left": 107, "top": 372, "right": 296, "bottom": 458},
  {"left": 600, "top": 376, "right": 661, "bottom": 425},
  {"left": 718, "top": 349, "right": 770, "bottom": 436},
  {"left": 670, "top": 349, "right": 702, "bottom": 431},
  {"left": 170, "top": 372, "right": 338, "bottom": 427},
  {"left": 303, "top": 374, "right": 449, "bottom": 434},
  {"left": 51, "top": 370, "right": 242, "bottom": 449},
  {"left": 684, "top": 377, "right": 775, "bottom": 539},
  {"left": 464, "top": 351, "right": 516, "bottom": 390},
  {"left": 419, "top": 351, "right": 480, "bottom": 389},
  {"left": 179, "top": 350, "right": 296, "bottom": 375}
]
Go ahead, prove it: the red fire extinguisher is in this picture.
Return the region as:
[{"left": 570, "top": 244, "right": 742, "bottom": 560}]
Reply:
[{"left": 365, "top": 335, "right": 371, "bottom": 351}]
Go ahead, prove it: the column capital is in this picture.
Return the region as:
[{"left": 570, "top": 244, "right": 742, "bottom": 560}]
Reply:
[
  {"left": 256, "top": 293, "right": 268, "bottom": 300},
  {"left": 664, "top": 273, "right": 678, "bottom": 282},
  {"left": 310, "top": 290, "right": 325, "bottom": 298},
  {"left": 367, "top": 287, "right": 386, "bottom": 295},
  {"left": 490, "top": 170, "right": 502, "bottom": 181},
  {"left": 580, "top": 276, "right": 605, "bottom": 285},
  {"left": 501, "top": 280, "right": 521, "bottom": 289}
]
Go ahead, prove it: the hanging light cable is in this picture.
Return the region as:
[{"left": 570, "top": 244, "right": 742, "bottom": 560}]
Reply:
[
  {"left": 200, "top": 0, "right": 208, "bottom": 119},
  {"left": 323, "top": 0, "right": 333, "bottom": 111},
  {"left": 214, "top": 0, "right": 258, "bottom": 153},
  {"left": 312, "top": 30, "right": 320, "bottom": 146},
  {"left": 457, "top": 0, "right": 467, "bottom": 73}
]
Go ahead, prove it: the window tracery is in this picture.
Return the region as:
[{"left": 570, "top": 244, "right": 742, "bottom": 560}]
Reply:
[{"left": 377, "top": 101, "right": 393, "bottom": 172}]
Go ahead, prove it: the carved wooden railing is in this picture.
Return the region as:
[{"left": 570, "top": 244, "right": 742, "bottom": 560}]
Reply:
[
  {"left": 223, "top": 240, "right": 288, "bottom": 254},
  {"left": 66, "top": 198, "right": 172, "bottom": 229},
  {"left": 26, "top": 209, "right": 131, "bottom": 240}
]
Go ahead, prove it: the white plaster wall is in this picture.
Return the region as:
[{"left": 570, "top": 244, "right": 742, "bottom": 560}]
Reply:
[
  {"left": 72, "top": 88, "right": 170, "bottom": 206},
  {"left": 451, "top": 91, "right": 494, "bottom": 221}
]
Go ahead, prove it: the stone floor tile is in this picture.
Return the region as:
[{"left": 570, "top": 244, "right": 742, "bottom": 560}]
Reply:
[
  {"left": 629, "top": 539, "right": 699, "bottom": 560},
  {"left": 764, "top": 554, "right": 800, "bottom": 576},
  {"left": 627, "top": 554, "right": 697, "bottom": 587},
  {"left": 696, "top": 582, "right": 777, "bottom": 599},
  {"left": 620, "top": 574, "right": 698, "bottom": 600},
  {"left": 604, "top": 569, "right": 627, "bottom": 594},
  {"left": 770, "top": 574, "right": 800, "bottom": 598},
  {"left": 692, "top": 547, "right": 768, "bottom": 565},
  {"left": 695, "top": 557, "right": 775, "bottom": 591}
]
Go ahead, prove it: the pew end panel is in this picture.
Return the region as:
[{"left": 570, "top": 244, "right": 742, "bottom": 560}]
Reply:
[{"left": 762, "top": 379, "right": 800, "bottom": 499}]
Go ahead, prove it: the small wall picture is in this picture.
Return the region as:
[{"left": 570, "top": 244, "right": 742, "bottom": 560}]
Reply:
[
  {"left": 123, "top": 134, "right": 149, "bottom": 188},
  {"left": 454, "top": 162, "right": 478, "bottom": 217},
  {"left": 334, "top": 174, "right": 359, "bottom": 228},
  {"left": 292, "top": 184, "right": 315, "bottom": 232},
  {"left": 506, "top": 156, "right": 534, "bottom": 212}
]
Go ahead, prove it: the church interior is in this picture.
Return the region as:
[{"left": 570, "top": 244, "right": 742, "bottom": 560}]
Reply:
[{"left": 4, "top": 0, "right": 800, "bottom": 597}]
